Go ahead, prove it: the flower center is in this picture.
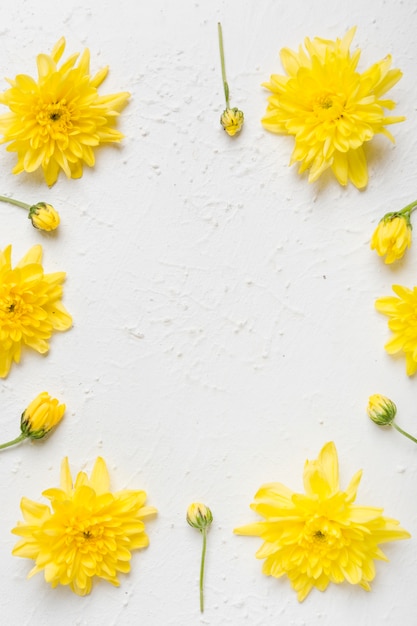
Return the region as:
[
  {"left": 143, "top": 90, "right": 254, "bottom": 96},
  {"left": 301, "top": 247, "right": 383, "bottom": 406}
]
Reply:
[
  {"left": 302, "top": 516, "right": 344, "bottom": 554},
  {"left": 313, "top": 530, "right": 326, "bottom": 542},
  {"left": 0, "top": 292, "right": 24, "bottom": 322},
  {"left": 64, "top": 517, "right": 107, "bottom": 554},
  {"left": 313, "top": 92, "right": 345, "bottom": 122},
  {"left": 35, "top": 100, "right": 73, "bottom": 136}
]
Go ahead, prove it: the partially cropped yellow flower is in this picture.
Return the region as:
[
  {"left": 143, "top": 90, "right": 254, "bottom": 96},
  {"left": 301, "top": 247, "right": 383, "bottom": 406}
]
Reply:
[
  {"left": 375, "top": 285, "right": 417, "bottom": 375},
  {"left": 29, "top": 203, "right": 60, "bottom": 232},
  {"left": 234, "top": 442, "right": 410, "bottom": 602},
  {"left": 0, "top": 37, "right": 130, "bottom": 186},
  {"left": 367, "top": 394, "right": 397, "bottom": 426},
  {"left": 262, "top": 27, "right": 404, "bottom": 188},
  {"left": 12, "top": 457, "right": 157, "bottom": 596},
  {"left": 220, "top": 108, "right": 244, "bottom": 136},
  {"left": 21, "top": 391, "right": 65, "bottom": 439},
  {"left": 0, "top": 244, "right": 72, "bottom": 377}
]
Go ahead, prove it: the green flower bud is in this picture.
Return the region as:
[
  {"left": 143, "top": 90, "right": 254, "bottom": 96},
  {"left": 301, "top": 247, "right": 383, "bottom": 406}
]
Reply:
[
  {"left": 186, "top": 502, "right": 213, "bottom": 531},
  {"left": 367, "top": 394, "right": 397, "bottom": 426},
  {"left": 220, "top": 107, "right": 244, "bottom": 136}
]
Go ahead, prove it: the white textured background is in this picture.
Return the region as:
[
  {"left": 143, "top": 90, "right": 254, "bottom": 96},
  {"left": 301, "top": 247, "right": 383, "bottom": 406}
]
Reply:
[{"left": 1, "top": 0, "right": 417, "bottom": 624}]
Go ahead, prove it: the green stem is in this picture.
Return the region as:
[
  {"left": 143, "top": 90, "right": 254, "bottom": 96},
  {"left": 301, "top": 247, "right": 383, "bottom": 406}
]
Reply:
[
  {"left": 401, "top": 199, "right": 417, "bottom": 215},
  {"left": 0, "top": 195, "right": 30, "bottom": 210},
  {"left": 200, "top": 527, "right": 207, "bottom": 613},
  {"left": 218, "top": 22, "right": 230, "bottom": 108},
  {"left": 392, "top": 421, "right": 417, "bottom": 445},
  {"left": 0, "top": 433, "right": 27, "bottom": 450}
]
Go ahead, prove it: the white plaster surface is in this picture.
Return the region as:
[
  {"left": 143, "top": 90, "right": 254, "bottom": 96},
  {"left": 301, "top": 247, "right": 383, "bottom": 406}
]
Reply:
[{"left": 1, "top": 0, "right": 417, "bottom": 624}]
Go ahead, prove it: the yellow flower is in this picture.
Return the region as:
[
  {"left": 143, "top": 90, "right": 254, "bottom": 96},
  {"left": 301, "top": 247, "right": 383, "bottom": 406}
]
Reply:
[
  {"left": 0, "top": 244, "right": 72, "bottom": 378},
  {"left": 370, "top": 200, "right": 417, "bottom": 263},
  {"left": 187, "top": 502, "right": 213, "bottom": 530},
  {"left": 220, "top": 108, "right": 244, "bottom": 136},
  {"left": 234, "top": 442, "right": 410, "bottom": 602},
  {"left": 262, "top": 27, "right": 404, "bottom": 188},
  {"left": 367, "top": 394, "right": 397, "bottom": 426},
  {"left": 0, "top": 194, "right": 60, "bottom": 230},
  {"left": 28, "top": 202, "right": 60, "bottom": 232},
  {"left": 366, "top": 394, "right": 417, "bottom": 445},
  {"left": 12, "top": 457, "right": 157, "bottom": 596},
  {"left": 20, "top": 391, "right": 65, "bottom": 439},
  {"left": 375, "top": 285, "right": 417, "bottom": 375},
  {"left": 371, "top": 215, "right": 411, "bottom": 263},
  {"left": 0, "top": 37, "right": 130, "bottom": 186},
  {"left": 217, "top": 23, "right": 244, "bottom": 137},
  {"left": 187, "top": 502, "right": 213, "bottom": 612}
]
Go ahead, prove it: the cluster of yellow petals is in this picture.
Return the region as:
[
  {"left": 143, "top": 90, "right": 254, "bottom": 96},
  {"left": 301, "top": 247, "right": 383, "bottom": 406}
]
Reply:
[
  {"left": 234, "top": 442, "right": 409, "bottom": 602},
  {"left": 12, "top": 457, "right": 156, "bottom": 596},
  {"left": 375, "top": 284, "right": 417, "bottom": 375},
  {"left": 21, "top": 391, "right": 66, "bottom": 439},
  {"left": 370, "top": 215, "right": 412, "bottom": 264},
  {"left": 262, "top": 27, "right": 404, "bottom": 188},
  {"left": 0, "top": 244, "right": 72, "bottom": 377},
  {"left": 220, "top": 107, "right": 244, "bottom": 136},
  {"left": 0, "top": 37, "right": 130, "bottom": 186},
  {"left": 29, "top": 202, "right": 60, "bottom": 232}
]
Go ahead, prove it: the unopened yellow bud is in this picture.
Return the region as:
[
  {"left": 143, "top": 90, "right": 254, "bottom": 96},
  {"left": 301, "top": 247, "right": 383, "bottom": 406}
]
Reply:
[
  {"left": 20, "top": 391, "right": 65, "bottom": 439},
  {"left": 370, "top": 214, "right": 411, "bottom": 264},
  {"left": 29, "top": 202, "right": 60, "bottom": 232},
  {"left": 367, "top": 394, "right": 397, "bottom": 426},
  {"left": 186, "top": 502, "right": 213, "bottom": 531},
  {"left": 220, "top": 107, "right": 244, "bottom": 136}
]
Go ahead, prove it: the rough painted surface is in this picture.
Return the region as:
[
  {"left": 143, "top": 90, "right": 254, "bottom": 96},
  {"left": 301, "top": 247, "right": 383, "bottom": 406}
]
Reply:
[{"left": 1, "top": 0, "right": 417, "bottom": 624}]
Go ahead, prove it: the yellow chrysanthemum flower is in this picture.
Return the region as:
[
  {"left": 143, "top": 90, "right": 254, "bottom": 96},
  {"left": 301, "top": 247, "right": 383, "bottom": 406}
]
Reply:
[
  {"left": 375, "top": 284, "right": 417, "bottom": 375},
  {"left": 234, "top": 442, "right": 410, "bottom": 602},
  {"left": 262, "top": 27, "right": 404, "bottom": 188},
  {"left": 0, "top": 244, "right": 72, "bottom": 377},
  {"left": 0, "top": 37, "right": 130, "bottom": 186},
  {"left": 12, "top": 457, "right": 157, "bottom": 596}
]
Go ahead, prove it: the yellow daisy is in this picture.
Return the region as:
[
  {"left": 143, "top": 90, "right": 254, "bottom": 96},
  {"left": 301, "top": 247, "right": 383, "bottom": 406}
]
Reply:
[
  {"left": 0, "top": 38, "right": 130, "bottom": 186},
  {"left": 0, "top": 244, "right": 72, "bottom": 377},
  {"left": 12, "top": 457, "right": 157, "bottom": 596},
  {"left": 375, "top": 284, "right": 417, "bottom": 375},
  {"left": 262, "top": 27, "right": 404, "bottom": 188},
  {"left": 235, "top": 442, "right": 410, "bottom": 602}
]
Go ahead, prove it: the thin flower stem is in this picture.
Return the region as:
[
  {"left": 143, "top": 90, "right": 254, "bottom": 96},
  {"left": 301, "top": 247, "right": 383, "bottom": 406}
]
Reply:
[
  {"left": 401, "top": 199, "right": 417, "bottom": 215},
  {"left": 200, "top": 527, "right": 207, "bottom": 612},
  {"left": 0, "top": 433, "right": 27, "bottom": 450},
  {"left": 0, "top": 194, "right": 30, "bottom": 210},
  {"left": 218, "top": 22, "right": 230, "bottom": 108},
  {"left": 392, "top": 421, "right": 417, "bottom": 444}
]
